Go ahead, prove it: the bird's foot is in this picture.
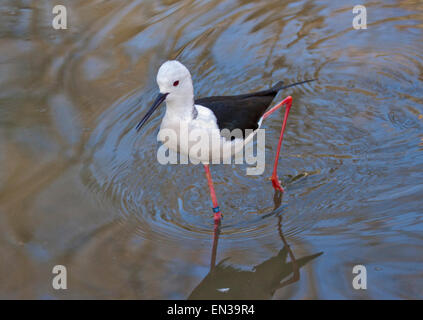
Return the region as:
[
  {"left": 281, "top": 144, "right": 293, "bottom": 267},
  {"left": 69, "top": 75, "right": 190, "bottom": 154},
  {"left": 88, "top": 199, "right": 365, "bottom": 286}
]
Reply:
[{"left": 271, "top": 176, "right": 285, "bottom": 192}]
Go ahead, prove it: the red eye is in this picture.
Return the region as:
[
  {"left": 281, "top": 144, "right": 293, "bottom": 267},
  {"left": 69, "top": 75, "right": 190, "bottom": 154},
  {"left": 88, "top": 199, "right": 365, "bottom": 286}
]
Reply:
[{"left": 173, "top": 80, "right": 179, "bottom": 87}]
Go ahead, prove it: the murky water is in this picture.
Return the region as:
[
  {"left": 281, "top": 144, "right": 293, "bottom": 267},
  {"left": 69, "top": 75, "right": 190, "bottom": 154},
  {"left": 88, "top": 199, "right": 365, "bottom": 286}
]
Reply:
[{"left": 1, "top": 0, "right": 422, "bottom": 299}]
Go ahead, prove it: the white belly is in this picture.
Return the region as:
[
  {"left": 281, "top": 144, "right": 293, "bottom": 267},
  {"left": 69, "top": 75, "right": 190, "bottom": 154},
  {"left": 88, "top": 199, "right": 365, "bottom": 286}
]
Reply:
[{"left": 157, "top": 104, "right": 259, "bottom": 164}]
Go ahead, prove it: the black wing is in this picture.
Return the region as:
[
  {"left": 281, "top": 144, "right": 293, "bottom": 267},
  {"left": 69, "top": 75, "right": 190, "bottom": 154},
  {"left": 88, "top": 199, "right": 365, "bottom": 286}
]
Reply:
[
  {"left": 195, "top": 81, "right": 284, "bottom": 135},
  {"left": 195, "top": 79, "right": 316, "bottom": 140}
]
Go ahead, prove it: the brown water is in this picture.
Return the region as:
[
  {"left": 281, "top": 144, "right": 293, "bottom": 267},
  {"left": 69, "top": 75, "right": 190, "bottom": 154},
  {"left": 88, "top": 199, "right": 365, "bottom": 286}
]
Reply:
[{"left": 1, "top": 0, "right": 422, "bottom": 299}]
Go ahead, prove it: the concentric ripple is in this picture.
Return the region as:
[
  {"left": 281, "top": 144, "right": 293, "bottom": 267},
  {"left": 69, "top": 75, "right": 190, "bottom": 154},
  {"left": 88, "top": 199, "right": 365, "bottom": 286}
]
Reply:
[
  {"left": 79, "top": 0, "right": 423, "bottom": 247},
  {"left": 80, "top": 77, "right": 334, "bottom": 244}
]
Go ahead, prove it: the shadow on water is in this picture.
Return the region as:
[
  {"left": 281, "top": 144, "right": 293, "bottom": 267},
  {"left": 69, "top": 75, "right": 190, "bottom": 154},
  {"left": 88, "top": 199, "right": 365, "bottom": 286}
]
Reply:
[{"left": 188, "top": 191, "right": 323, "bottom": 299}]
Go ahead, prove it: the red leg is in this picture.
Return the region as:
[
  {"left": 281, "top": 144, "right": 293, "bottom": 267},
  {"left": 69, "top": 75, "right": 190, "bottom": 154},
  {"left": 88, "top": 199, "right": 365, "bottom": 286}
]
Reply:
[
  {"left": 262, "top": 96, "right": 293, "bottom": 192},
  {"left": 204, "top": 164, "right": 222, "bottom": 223},
  {"left": 210, "top": 217, "right": 221, "bottom": 271}
]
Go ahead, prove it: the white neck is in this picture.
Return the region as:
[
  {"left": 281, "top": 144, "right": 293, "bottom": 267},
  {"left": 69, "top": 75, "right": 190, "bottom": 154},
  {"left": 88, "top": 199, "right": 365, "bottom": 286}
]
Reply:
[{"left": 164, "top": 89, "right": 195, "bottom": 120}]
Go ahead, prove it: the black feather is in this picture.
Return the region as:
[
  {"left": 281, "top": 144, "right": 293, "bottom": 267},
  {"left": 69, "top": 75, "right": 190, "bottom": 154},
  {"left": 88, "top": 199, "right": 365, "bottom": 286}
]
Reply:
[{"left": 195, "top": 79, "right": 315, "bottom": 139}]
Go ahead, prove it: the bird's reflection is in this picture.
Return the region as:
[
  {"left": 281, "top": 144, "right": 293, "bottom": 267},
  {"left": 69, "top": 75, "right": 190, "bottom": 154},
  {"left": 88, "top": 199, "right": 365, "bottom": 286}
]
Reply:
[{"left": 188, "top": 191, "right": 323, "bottom": 299}]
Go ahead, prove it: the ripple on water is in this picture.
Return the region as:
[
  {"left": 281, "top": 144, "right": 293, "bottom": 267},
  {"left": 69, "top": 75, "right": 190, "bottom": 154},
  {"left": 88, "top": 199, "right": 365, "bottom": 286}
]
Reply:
[
  {"left": 81, "top": 86, "right": 327, "bottom": 244},
  {"left": 77, "top": 0, "right": 423, "bottom": 251}
]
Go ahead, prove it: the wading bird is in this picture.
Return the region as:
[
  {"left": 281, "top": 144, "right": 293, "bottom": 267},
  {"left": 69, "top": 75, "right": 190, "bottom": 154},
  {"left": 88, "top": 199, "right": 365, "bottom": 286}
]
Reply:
[{"left": 136, "top": 60, "right": 314, "bottom": 223}]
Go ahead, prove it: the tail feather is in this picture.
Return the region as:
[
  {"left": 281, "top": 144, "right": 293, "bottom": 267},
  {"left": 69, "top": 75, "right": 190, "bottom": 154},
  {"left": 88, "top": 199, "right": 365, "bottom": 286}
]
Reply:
[
  {"left": 272, "top": 79, "right": 317, "bottom": 92},
  {"left": 271, "top": 81, "right": 285, "bottom": 91}
]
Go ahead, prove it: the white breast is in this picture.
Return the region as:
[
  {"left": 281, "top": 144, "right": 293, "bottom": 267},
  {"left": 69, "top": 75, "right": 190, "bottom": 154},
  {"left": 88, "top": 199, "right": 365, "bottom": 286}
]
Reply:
[{"left": 158, "top": 104, "right": 260, "bottom": 164}]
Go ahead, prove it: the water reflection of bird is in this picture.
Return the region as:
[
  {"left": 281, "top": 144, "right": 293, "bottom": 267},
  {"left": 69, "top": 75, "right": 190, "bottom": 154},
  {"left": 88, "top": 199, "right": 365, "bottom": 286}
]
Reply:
[
  {"left": 136, "top": 60, "right": 315, "bottom": 223},
  {"left": 188, "top": 193, "right": 323, "bottom": 299},
  {"left": 188, "top": 234, "right": 322, "bottom": 299},
  {"left": 188, "top": 247, "right": 322, "bottom": 299}
]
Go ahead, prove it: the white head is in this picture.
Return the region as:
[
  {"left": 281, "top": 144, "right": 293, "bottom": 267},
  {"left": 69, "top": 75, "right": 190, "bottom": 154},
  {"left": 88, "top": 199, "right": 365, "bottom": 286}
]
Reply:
[
  {"left": 157, "top": 60, "right": 194, "bottom": 102},
  {"left": 136, "top": 60, "right": 194, "bottom": 132}
]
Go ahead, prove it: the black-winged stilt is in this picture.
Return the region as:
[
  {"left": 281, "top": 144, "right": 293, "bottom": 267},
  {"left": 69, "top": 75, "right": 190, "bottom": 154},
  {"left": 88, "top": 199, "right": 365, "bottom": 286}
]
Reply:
[{"left": 136, "top": 60, "right": 314, "bottom": 224}]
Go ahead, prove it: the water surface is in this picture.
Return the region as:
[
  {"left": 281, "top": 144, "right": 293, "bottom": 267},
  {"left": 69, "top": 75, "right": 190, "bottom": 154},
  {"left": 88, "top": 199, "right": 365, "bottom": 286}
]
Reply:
[{"left": 0, "top": 0, "right": 422, "bottom": 299}]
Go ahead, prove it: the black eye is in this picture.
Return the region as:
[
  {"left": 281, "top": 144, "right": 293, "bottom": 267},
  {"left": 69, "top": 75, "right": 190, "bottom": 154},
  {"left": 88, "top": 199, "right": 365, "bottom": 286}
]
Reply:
[{"left": 173, "top": 80, "right": 179, "bottom": 87}]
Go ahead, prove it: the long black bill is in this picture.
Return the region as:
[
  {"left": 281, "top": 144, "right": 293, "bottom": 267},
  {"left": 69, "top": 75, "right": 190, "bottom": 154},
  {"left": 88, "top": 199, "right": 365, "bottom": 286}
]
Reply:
[{"left": 136, "top": 92, "right": 169, "bottom": 132}]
